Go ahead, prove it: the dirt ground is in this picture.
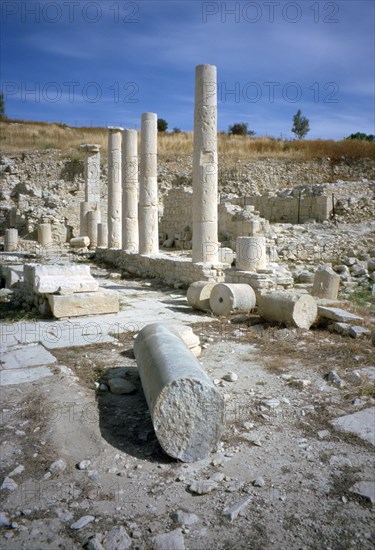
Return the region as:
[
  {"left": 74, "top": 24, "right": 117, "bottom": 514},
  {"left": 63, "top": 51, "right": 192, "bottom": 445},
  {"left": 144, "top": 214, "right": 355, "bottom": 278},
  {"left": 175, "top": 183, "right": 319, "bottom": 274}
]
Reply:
[{"left": 1, "top": 279, "right": 374, "bottom": 549}]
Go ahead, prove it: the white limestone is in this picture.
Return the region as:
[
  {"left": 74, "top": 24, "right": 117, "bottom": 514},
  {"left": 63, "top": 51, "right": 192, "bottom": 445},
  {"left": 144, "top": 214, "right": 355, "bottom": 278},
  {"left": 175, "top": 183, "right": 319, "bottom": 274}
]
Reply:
[
  {"left": 4, "top": 229, "right": 18, "bottom": 252},
  {"left": 187, "top": 281, "right": 217, "bottom": 311},
  {"left": 108, "top": 127, "right": 123, "bottom": 248},
  {"left": 70, "top": 236, "right": 90, "bottom": 248},
  {"left": 139, "top": 113, "right": 158, "bottom": 255},
  {"left": 312, "top": 264, "right": 340, "bottom": 299},
  {"left": 122, "top": 129, "right": 139, "bottom": 252},
  {"left": 236, "top": 236, "right": 267, "bottom": 271},
  {"left": 259, "top": 290, "right": 318, "bottom": 329},
  {"left": 48, "top": 290, "right": 119, "bottom": 318},
  {"left": 80, "top": 201, "right": 99, "bottom": 238},
  {"left": 23, "top": 264, "right": 99, "bottom": 294},
  {"left": 97, "top": 223, "right": 108, "bottom": 248},
  {"left": 37, "top": 223, "right": 53, "bottom": 246},
  {"left": 87, "top": 210, "right": 99, "bottom": 249},
  {"left": 134, "top": 323, "right": 224, "bottom": 462},
  {"left": 192, "top": 64, "right": 218, "bottom": 263},
  {"left": 209, "top": 283, "right": 256, "bottom": 316},
  {"left": 80, "top": 144, "right": 101, "bottom": 203}
]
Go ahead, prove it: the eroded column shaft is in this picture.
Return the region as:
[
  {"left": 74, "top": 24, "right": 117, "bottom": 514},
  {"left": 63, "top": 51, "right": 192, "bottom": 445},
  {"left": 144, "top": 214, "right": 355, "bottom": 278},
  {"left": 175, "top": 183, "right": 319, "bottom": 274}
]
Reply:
[
  {"left": 139, "top": 113, "right": 158, "bottom": 255},
  {"left": 192, "top": 64, "right": 218, "bottom": 263},
  {"left": 134, "top": 323, "right": 224, "bottom": 462},
  {"left": 108, "top": 127, "right": 123, "bottom": 248},
  {"left": 122, "top": 129, "right": 139, "bottom": 252}
]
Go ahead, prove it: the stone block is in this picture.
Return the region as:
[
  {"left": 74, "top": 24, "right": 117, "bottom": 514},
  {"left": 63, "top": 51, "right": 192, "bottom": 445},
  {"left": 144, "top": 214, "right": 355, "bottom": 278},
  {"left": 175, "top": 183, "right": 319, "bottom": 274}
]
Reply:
[
  {"left": 48, "top": 290, "right": 119, "bottom": 318},
  {"left": 317, "top": 306, "right": 363, "bottom": 323},
  {"left": 24, "top": 264, "right": 99, "bottom": 294}
]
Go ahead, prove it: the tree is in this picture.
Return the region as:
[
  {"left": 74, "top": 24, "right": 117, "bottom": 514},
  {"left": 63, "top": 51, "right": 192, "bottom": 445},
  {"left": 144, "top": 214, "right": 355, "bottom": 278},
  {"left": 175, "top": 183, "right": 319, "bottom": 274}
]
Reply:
[
  {"left": 172, "top": 127, "right": 181, "bottom": 134},
  {"left": 157, "top": 118, "right": 168, "bottom": 132},
  {"left": 228, "top": 122, "right": 255, "bottom": 136},
  {"left": 345, "top": 132, "right": 375, "bottom": 142},
  {"left": 291, "top": 110, "right": 310, "bottom": 139},
  {"left": 0, "top": 92, "right": 6, "bottom": 118}
]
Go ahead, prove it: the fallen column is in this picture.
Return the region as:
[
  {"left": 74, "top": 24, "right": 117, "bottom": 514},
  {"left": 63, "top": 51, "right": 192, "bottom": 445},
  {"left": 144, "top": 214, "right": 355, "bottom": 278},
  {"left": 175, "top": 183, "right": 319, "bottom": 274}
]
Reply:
[
  {"left": 70, "top": 236, "right": 90, "bottom": 249},
  {"left": 134, "top": 323, "right": 224, "bottom": 462},
  {"left": 192, "top": 64, "right": 218, "bottom": 263},
  {"left": 122, "top": 128, "right": 139, "bottom": 252},
  {"left": 187, "top": 281, "right": 217, "bottom": 311},
  {"left": 258, "top": 290, "right": 318, "bottom": 329},
  {"left": 209, "top": 283, "right": 256, "bottom": 316},
  {"left": 108, "top": 127, "right": 123, "bottom": 248},
  {"left": 139, "top": 113, "right": 158, "bottom": 254}
]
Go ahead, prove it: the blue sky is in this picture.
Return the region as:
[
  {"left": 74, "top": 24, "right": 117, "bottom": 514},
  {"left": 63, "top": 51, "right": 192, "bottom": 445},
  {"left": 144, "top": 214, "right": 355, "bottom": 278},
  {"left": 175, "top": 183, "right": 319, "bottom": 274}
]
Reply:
[{"left": 1, "top": 0, "right": 374, "bottom": 138}]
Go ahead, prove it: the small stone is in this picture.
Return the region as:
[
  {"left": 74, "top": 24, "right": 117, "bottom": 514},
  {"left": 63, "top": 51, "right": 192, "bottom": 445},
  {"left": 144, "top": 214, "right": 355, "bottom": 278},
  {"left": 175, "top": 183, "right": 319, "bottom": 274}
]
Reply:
[
  {"left": 1, "top": 477, "right": 18, "bottom": 491},
  {"left": 317, "top": 430, "right": 330, "bottom": 440},
  {"left": 348, "top": 326, "right": 370, "bottom": 339},
  {"left": 223, "top": 372, "right": 238, "bottom": 382},
  {"left": 0, "top": 512, "right": 10, "bottom": 526},
  {"left": 326, "top": 371, "right": 346, "bottom": 388},
  {"left": 108, "top": 378, "right": 137, "bottom": 395},
  {"left": 103, "top": 525, "right": 132, "bottom": 549},
  {"left": 86, "top": 534, "right": 105, "bottom": 550},
  {"left": 262, "top": 398, "right": 280, "bottom": 409},
  {"left": 189, "top": 480, "right": 218, "bottom": 495},
  {"left": 252, "top": 477, "right": 265, "bottom": 487},
  {"left": 209, "top": 472, "right": 225, "bottom": 482},
  {"left": 70, "top": 515, "right": 95, "bottom": 530},
  {"left": 8, "top": 465, "right": 24, "bottom": 477},
  {"left": 77, "top": 460, "right": 91, "bottom": 470},
  {"left": 49, "top": 459, "right": 67, "bottom": 475},
  {"left": 151, "top": 528, "right": 185, "bottom": 550},
  {"left": 223, "top": 496, "right": 252, "bottom": 521},
  {"left": 349, "top": 481, "right": 375, "bottom": 505},
  {"left": 170, "top": 510, "right": 199, "bottom": 526},
  {"left": 99, "top": 384, "right": 109, "bottom": 392}
]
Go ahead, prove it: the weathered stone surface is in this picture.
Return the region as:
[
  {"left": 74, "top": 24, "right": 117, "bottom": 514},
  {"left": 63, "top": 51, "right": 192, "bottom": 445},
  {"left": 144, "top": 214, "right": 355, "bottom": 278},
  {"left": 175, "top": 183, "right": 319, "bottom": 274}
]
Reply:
[
  {"left": 192, "top": 64, "right": 218, "bottom": 263},
  {"left": 70, "top": 236, "right": 90, "bottom": 248},
  {"left": 108, "top": 377, "right": 137, "bottom": 395},
  {"left": 4, "top": 228, "right": 18, "bottom": 252},
  {"left": 317, "top": 306, "right": 363, "bottom": 323},
  {"left": 223, "top": 496, "right": 252, "bottom": 521},
  {"left": 236, "top": 236, "right": 267, "bottom": 271},
  {"left": 349, "top": 481, "right": 375, "bottom": 505},
  {"left": 187, "top": 281, "right": 217, "bottom": 311},
  {"left": 139, "top": 113, "right": 158, "bottom": 255},
  {"left": 331, "top": 407, "right": 375, "bottom": 446},
  {"left": 103, "top": 525, "right": 132, "bottom": 549},
  {"left": 151, "top": 528, "right": 185, "bottom": 550},
  {"left": 1, "top": 343, "right": 56, "bottom": 369},
  {"left": 37, "top": 223, "right": 53, "bottom": 246},
  {"left": 134, "top": 323, "right": 224, "bottom": 462},
  {"left": 24, "top": 264, "right": 99, "bottom": 294},
  {"left": 48, "top": 290, "right": 119, "bottom": 318},
  {"left": 259, "top": 291, "right": 318, "bottom": 329},
  {"left": 122, "top": 128, "right": 139, "bottom": 252},
  {"left": 312, "top": 264, "right": 340, "bottom": 299},
  {"left": 70, "top": 515, "right": 95, "bottom": 530},
  {"left": 209, "top": 283, "right": 256, "bottom": 316},
  {"left": 348, "top": 326, "right": 370, "bottom": 339},
  {"left": 0, "top": 366, "right": 53, "bottom": 386},
  {"left": 108, "top": 127, "right": 123, "bottom": 249}
]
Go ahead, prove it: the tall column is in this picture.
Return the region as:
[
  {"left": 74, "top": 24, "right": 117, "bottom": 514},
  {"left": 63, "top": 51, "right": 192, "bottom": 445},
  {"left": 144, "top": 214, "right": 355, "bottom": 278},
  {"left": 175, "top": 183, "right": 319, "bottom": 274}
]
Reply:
[
  {"left": 192, "top": 64, "right": 218, "bottom": 264},
  {"left": 107, "top": 127, "right": 123, "bottom": 249},
  {"left": 122, "top": 129, "right": 139, "bottom": 252},
  {"left": 80, "top": 144, "right": 101, "bottom": 237},
  {"left": 139, "top": 113, "right": 158, "bottom": 255}
]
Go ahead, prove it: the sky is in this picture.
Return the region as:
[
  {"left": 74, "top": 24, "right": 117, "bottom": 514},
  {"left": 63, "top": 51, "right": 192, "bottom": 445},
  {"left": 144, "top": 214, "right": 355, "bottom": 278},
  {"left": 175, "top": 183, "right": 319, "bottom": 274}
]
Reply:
[{"left": 0, "top": 0, "right": 374, "bottom": 139}]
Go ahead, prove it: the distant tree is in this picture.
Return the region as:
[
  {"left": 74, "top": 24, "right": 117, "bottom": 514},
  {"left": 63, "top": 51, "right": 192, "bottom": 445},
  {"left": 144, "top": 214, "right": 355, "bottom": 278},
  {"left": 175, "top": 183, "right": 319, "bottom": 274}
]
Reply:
[
  {"left": 0, "top": 92, "right": 6, "bottom": 118},
  {"left": 172, "top": 127, "right": 181, "bottom": 134},
  {"left": 291, "top": 109, "right": 310, "bottom": 139},
  {"left": 157, "top": 118, "right": 168, "bottom": 132},
  {"left": 345, "top": 132, "right": 375, "bottom": 142},
  {"left": 228, "top": 122, "right": 255, "bottom": 136}
]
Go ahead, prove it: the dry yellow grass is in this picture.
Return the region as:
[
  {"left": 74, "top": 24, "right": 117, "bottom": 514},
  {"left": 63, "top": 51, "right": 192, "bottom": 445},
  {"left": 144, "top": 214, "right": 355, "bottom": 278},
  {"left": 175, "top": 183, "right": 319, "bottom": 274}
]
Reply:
[{"left": 1, "top": 118, "right": 374, "bottom": 162}]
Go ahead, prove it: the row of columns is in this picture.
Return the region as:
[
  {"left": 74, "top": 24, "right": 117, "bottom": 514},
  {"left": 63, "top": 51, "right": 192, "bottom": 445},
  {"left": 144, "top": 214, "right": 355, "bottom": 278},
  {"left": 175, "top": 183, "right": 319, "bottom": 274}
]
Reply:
[{"left": 79, "top": 64, "right": 219, "bottom": 263}]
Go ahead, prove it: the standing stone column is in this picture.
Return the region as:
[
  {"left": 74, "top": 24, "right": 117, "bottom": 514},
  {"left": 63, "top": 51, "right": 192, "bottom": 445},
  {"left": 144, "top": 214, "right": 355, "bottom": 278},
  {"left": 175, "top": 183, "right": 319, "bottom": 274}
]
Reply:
[
  {"left": 192, "top": 64, "right": 218, "bottom": 264},
  {"left": 87, "top": 210, "right": 99, "bottom": 249},
  {"left": 139, "top": 113, "right": 158, "bottom": 255},
  {"left": 37, "top": 223, "right": 53, "bottom": 246},
  {"left": 108, "top": 127, "right": 123, "bottom": 249},
  {"left": 122, "top": 129, "right": 139, "bottom": 252},
  {"left": 236, "top": 236, "right": 267, "bottom": 271},
  {"left": 80, "top": 144, "right": 101, "bottom": 237},
  {"left": 97, "top": 223, "right": 108, "bottom": 248},
  {"left": 4, "top": 229, "right": 18, "bottom": 252}
]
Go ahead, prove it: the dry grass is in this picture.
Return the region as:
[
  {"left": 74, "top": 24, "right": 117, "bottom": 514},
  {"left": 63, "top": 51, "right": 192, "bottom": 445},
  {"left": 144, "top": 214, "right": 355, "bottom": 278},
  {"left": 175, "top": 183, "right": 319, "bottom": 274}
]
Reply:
[{"left": 1, "top": 118, "right": 374, "bottom": 162}]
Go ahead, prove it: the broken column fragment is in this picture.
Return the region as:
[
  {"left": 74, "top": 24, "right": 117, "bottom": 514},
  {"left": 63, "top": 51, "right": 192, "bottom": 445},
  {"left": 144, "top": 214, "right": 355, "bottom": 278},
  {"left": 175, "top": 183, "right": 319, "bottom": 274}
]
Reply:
[
  {"left": 236, "top": 236, "right": 267, "bottom": 271},
  {"left": 209, "top": 283, "right": 256, "bottom": 316},
  {"left": 37, "top": 223, "right": 53, "bottom": 247},
  {"left": 312, "top": 264, "right": 340, "bottom": 299},
  {"left": 4, "top": 229, "right": 18, "bottom": 252},
  {"left": 187, "top": 281, "right": 217, "bottom": 311},
  {"left": 134, "top": 323, "right": 224, "bottom": 462},
  {"left": 259, "top": 290, "right": 318, "bottom": 329}
]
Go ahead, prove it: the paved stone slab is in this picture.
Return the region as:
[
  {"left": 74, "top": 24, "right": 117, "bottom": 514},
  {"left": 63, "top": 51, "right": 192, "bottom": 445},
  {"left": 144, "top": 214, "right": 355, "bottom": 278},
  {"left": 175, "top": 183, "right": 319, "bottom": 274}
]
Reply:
[
  {"left": 318, "top": 306, "right": 363, "bottom": 323},
  {"left": 1, "top": 344, "right": 57, "bottom": 369},
  {"left": 331, "top": 407, "right": 375, "bottom": 446},
  {"left": 0, "top": 366, "right": 53, "bottom": 386}
]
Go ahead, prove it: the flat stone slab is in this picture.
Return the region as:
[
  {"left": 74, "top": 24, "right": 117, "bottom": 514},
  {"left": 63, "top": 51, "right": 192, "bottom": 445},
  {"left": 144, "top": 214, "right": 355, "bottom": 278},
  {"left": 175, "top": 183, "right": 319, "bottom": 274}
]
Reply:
[
  {"left": 318, "top": 306, "right": 363, "bottom": 323},
  {"left": 349, "top": 481, "right": 375, "bottom": 505},
  {"left": 0, "top": 343, "right": 57, "bottom": 369},
  {"left": 0, "top": 366, "right": 53, "bottom": 386},
  {"left": 48, "top": 290, "right": 119, "bottom": 318},
  {"left": 24, "top": 264, "right": 99, "bottom": 294},
  {"left": 331, "top": 407, "right": 375, "bottom": 446}
]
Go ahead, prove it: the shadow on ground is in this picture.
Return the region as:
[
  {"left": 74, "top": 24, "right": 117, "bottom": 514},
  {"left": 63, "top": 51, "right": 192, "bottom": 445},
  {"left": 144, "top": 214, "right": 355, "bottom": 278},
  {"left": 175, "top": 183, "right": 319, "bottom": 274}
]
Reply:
[{"left": 96, "top": 365, "right": 174, "bottom": 464}]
